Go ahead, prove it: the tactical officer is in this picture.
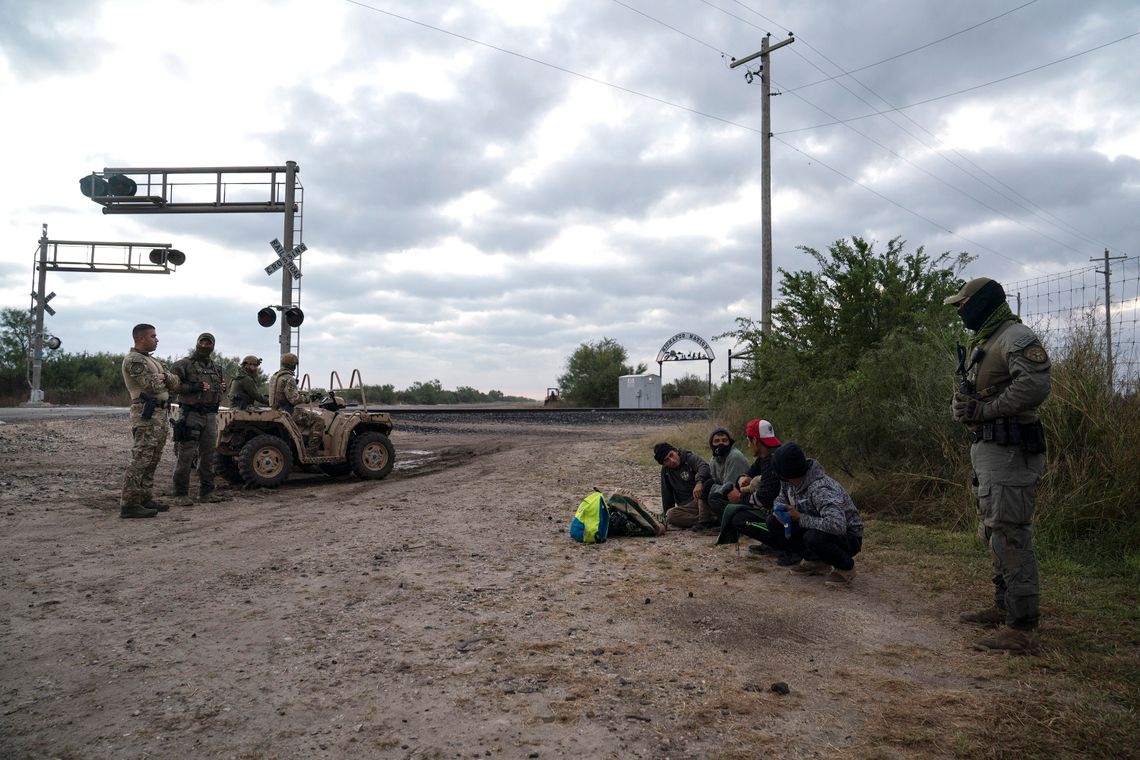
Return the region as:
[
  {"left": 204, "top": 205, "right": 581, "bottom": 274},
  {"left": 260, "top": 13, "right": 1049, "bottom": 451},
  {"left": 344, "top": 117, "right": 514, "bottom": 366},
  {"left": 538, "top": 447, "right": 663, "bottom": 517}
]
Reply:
[
  {"left": 171, "top": 332, "right": 227, "bottom": 505},
  {"left": 269, "top": 352, "right": 325, "bottom": 456},
  {"left": 946, "top": 277, "right": 1051, "bottom": 655},
  {"left": 120, "top": 323, "right": 180, "bottom": 518},
  {"left": 229, "top": 355, "right": 268, "bottom": 409}
]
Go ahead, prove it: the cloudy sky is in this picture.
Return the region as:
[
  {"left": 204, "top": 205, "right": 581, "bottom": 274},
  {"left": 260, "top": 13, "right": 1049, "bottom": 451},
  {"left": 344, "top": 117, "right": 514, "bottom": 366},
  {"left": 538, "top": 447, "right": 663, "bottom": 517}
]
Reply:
[{"left": 1, "top": 0, "right": 1137, "bottom": 399}]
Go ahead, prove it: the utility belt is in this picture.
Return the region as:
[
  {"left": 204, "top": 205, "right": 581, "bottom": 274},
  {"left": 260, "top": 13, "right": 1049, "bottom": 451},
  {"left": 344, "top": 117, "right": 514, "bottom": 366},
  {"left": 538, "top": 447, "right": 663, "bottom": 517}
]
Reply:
[
  {"left": 180, "top": 403, "right": 220, "bottom": 414},
  {"left": 969, "top": 418, "right": 1047, "bottom": 453},
  {"left": 132, "top": 397, "right": 170, "bottom": 409}
]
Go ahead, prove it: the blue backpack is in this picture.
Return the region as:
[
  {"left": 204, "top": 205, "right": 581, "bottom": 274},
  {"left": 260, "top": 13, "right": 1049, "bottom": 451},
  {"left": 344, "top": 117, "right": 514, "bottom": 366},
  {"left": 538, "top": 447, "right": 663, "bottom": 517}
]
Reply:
[{"left": 570, "top": 491, "right": 610, "bottom": 544}]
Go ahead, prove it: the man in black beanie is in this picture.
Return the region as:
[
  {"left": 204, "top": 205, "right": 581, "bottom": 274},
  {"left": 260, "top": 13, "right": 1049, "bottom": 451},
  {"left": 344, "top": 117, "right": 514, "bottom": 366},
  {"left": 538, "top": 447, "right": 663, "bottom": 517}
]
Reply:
[
  {"left": 945, "top": 276, "right": 1050, "bottom": 655},
  {"left": 653, "top": 442, "right": 712, "bottom": 529},
  {"left": 754, "top": 442, "right": 864, "bottom": 585}
]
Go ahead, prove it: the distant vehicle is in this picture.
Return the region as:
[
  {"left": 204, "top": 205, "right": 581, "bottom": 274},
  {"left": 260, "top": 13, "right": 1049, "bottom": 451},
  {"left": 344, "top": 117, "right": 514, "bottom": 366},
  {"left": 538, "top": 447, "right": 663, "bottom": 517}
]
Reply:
[
  {"left": 544, "top": 387, "right": 560, "bottom": 406},
  {"left": 214, "top": 369, "right": 395, "bottom": 488}
]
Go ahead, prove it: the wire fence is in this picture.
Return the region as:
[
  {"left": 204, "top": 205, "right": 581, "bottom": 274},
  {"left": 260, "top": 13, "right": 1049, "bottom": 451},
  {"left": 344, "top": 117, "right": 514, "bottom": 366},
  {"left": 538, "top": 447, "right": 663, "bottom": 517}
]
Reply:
[{"left": 1005, "top": 254, "right": 1139, "bottom": 385}]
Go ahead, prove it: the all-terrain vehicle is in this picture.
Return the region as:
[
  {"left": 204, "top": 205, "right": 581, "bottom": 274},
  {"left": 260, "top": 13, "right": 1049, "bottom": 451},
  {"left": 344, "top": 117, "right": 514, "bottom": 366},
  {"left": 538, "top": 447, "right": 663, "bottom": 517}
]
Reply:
[{"left": 214, "top": 369, "right": 395, "bottom": 488}]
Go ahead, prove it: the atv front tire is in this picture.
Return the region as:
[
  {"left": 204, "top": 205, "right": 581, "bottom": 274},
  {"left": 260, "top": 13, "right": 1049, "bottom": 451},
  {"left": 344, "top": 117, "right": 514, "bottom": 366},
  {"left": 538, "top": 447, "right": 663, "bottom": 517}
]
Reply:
[{"left": 349, "top": 432, "right": 395, "bottom": 480}]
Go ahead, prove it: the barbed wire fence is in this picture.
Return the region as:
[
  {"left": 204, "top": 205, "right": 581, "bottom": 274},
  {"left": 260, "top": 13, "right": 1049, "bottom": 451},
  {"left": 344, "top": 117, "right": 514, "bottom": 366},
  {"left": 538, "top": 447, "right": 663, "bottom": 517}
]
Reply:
[{"left": 1005, "top": 253, "right": 1139, "bottom": 388}]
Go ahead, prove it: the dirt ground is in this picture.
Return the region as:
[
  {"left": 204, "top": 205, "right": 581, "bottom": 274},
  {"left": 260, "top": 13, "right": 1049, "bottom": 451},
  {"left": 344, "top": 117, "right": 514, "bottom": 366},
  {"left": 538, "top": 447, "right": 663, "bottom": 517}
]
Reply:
[{"left": 0, "top": 413, "right": 1034, "bottom": 759}]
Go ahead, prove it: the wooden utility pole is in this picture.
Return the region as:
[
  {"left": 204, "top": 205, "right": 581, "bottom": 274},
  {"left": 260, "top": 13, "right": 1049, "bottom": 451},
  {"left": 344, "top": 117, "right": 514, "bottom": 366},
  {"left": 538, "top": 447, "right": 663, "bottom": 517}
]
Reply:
[
  {"left": 1094, "top": 248, "right": 1127, "bottom": 391},
  {"left": 731, "top": 32, "right": 795, "bottom": 337}
]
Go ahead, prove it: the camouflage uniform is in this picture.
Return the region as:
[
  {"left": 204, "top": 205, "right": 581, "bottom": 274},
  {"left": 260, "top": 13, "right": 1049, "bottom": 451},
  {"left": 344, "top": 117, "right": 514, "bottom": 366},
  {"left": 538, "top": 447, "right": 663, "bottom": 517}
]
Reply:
[
  {"left": 269, "top": 356, "right": 325, "bottom": 455},
  {"left": 171, "top": 333, "right": 226, "bottom": 500},
  {"left": 121, "top": 348, "right": 179, "bottom": 512}
]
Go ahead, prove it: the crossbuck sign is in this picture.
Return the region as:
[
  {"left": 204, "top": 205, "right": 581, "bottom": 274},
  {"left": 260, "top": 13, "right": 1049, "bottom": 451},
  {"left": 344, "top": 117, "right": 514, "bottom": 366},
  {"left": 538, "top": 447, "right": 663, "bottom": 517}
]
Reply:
[{"left": 265, "top": 238, "right": 307, "bottom": 279}]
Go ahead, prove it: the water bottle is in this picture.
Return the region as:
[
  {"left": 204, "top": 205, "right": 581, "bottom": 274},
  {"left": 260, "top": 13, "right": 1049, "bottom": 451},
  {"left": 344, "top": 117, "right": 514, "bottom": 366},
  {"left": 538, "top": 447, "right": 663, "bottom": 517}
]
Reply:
[{"left": 774, "top": 503, "right": 792, "bottom": 539}]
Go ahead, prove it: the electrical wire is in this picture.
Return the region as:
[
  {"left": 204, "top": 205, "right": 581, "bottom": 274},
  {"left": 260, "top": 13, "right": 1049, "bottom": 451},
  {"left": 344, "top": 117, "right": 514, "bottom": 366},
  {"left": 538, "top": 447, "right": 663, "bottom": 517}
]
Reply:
[{"left": 775, "top": 30, "right": 1140, "bottom": 134}]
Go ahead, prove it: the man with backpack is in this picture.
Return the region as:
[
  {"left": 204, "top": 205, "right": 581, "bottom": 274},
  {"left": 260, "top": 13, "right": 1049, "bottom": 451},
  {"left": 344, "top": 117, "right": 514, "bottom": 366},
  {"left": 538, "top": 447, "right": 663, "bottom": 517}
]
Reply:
[{"left": 653, "top": 442, "right": 712, "bottom": 529}]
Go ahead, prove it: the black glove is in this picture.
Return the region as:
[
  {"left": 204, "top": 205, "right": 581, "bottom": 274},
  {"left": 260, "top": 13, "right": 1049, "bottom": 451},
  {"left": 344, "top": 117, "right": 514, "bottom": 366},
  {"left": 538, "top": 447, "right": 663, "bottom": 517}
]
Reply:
[{"left": 189, "top": 381, "right": 205, "bottom": 392}]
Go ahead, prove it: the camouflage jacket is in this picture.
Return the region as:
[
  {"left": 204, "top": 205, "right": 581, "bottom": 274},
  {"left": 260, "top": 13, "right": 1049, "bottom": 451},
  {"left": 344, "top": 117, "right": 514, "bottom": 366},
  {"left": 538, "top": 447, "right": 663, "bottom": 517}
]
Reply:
[
  {"left": 122, "top": 349, "right": 178, "bottom": 402},
  {"left": 777, "top": 460, "right": 864, "bottom": 539}
]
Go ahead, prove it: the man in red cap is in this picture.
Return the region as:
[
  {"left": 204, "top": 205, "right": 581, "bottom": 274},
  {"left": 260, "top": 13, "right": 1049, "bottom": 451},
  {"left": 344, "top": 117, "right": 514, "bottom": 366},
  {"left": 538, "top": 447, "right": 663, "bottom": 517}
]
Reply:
[{"left": 715, "top": 419, "right": 790, "bottom": 560}]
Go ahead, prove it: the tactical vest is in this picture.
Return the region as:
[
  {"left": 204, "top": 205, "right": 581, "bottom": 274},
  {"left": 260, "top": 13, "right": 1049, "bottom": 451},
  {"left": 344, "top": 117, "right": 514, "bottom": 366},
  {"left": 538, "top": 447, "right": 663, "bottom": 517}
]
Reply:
[
  {"left": 269, "top": 369, "right": 296, "bottom": 408},
  {"left": 174, "top": 356, "right": 225, "bottom": 405},
  {"left": 122, "top": 351, "right": 171, "bottom": 401}
]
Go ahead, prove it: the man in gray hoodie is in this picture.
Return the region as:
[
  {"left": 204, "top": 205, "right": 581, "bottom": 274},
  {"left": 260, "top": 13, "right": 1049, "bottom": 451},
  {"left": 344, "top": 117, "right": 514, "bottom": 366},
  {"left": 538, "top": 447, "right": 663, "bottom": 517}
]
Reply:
[{"left": 756, "top": 442, "right": 864, "bottom": 585}]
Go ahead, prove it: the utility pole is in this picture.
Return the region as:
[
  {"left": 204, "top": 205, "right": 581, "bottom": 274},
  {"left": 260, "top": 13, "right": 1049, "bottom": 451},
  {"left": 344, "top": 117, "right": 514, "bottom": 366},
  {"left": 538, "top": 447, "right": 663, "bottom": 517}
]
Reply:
[
  {"left": 1094, "top": 248, "right": 1127, "bottom": 392},
  {"left": 731, "top": 32, "right": 795, "bottom": 337}
]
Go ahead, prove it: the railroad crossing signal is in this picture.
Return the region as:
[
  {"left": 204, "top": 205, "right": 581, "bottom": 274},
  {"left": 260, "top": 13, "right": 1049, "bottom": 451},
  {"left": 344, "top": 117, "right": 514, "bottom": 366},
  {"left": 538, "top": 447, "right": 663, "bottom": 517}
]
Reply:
[
  {"left": 265, "top": 238, "right": 306, "bottom": 279},
  {"left": 31, "top": 290, "right": 56, "bottom": 316}
]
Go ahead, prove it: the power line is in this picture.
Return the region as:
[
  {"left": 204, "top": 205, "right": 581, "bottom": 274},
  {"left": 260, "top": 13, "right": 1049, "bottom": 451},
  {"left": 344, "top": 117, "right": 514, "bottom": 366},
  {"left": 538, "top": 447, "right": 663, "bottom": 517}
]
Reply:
[
  {"left": 340, "top": 0, "right": 765, "bottom": 135},
  {"left": 776, "top": 30, "right": 1140, "bottom": 134},
  {"left": 714, "top": 0, "right": 1132, "bottom": 255},
  {"left": 782, "top": 0, "right": 1041, "bottom": 93},
  {"left": 772, "top": 135, "right": 1031, "bottom": 269},
  {"left": 629, "top": 0, "right": 1080, "bottom": 262}
]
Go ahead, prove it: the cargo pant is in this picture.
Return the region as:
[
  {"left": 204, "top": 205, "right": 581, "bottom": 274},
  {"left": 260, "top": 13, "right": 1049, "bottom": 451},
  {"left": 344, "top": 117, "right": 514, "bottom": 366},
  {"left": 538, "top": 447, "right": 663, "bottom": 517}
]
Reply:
[
  {"left": 121, "top": 407, "right": 169, "bottom": 508},
  {"left": 971, "top": 442, "right": 1045, "bottom": 630},
  {"left": 173, "top": 410, "right": 218, "bottom": 497},
  {"left": 664, "top": 498, "right": 708, "bottom": 529}
]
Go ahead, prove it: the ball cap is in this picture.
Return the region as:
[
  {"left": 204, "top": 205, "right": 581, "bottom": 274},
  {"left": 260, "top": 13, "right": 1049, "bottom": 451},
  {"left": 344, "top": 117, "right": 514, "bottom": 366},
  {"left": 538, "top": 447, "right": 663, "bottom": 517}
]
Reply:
[
  {"left": 943, "top": 277, "right": 996, "bottom": 306},
  {"left": 745, "top": 418, "right": 781, "bottom": 447},
  {"left": 241, "top": 355, "right": 262, "bottom": 366}
]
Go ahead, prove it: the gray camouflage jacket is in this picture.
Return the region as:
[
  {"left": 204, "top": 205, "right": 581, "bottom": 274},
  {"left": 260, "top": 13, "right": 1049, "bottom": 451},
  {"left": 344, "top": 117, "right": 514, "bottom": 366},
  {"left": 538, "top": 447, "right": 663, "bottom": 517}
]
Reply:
[{"left": 777, "top": 460, "right": 864, "bottom": 539}]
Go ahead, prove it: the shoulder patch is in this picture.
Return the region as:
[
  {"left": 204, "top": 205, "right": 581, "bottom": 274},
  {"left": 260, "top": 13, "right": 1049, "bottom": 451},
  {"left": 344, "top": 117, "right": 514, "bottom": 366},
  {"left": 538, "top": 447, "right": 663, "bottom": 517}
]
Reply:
[
  {"left": 1023, "top": 345, "right": 1049, "bottom": 364},
  {"left": 1011, "top": 333, "right": 1037, "bottom": 350}
]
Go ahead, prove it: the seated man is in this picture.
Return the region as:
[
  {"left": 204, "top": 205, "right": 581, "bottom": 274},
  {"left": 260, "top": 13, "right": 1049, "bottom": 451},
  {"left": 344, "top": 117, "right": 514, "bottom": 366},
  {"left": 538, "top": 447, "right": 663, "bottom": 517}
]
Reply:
[
  {"left": 755, "top": 442, "right": 864, "bottom": 585},
  {"left": 268, "top": 352, "right": 326, "bottom": 456},
  {"left": 716, "top": 419, "right": 784, "bottom": 548},
  {"left": 698, "top": 426, "right": 751, "bottom": 529},
  {"left": 653, "top": 442, "right": 711, "bottom": 530},
  {"left": 229, "top": 355, "right": 269, "bottom": 409}
]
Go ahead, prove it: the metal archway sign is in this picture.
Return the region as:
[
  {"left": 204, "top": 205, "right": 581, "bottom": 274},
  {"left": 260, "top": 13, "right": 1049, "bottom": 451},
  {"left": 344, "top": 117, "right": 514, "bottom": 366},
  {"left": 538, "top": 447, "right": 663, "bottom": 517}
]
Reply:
[{"left": 656, "top": 332, "right": 715, "bottom": 401}]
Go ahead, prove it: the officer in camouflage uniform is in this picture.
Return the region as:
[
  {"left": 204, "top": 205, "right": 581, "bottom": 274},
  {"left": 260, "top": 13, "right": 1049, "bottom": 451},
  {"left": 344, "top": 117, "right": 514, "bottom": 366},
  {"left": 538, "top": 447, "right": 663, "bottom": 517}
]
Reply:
[
  {"left": 946, "top": 277, "right": 1051, "bottom": 654},
  {"left": 171, "top": 332, "right": 227, "bottom": 505},
  {"left": 269, "top": 352, "right": 325, "bottom": 456},
  {"left": 229, "top": 355, "right": 268, "bottom": 409},
  {"left": 120, "top": 323, "right": 180, "bottom": 518}
]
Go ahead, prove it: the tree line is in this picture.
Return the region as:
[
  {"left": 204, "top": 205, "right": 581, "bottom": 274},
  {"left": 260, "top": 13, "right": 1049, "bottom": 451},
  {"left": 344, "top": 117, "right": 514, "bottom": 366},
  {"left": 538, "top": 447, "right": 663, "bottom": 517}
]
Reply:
[{"left": 0, "top": 308, "right": 530, "bottom": 406}]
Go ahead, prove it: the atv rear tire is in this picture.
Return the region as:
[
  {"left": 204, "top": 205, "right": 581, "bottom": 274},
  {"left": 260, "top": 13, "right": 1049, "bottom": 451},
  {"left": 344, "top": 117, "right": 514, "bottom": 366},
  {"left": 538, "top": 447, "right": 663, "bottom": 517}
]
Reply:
[
  {"left": 349, "top": 432, "right": 395, "bottom": 480},
  {"left": 238, "top": 434, "right": 292, "bottom": 488}
]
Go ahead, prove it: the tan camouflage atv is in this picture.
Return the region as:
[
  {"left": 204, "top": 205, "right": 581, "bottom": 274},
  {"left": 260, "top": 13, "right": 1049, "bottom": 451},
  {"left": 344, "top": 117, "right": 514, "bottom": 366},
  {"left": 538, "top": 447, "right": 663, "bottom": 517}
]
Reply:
[{"left": 214, "top": 369, "right": 395, "bottom": 488}]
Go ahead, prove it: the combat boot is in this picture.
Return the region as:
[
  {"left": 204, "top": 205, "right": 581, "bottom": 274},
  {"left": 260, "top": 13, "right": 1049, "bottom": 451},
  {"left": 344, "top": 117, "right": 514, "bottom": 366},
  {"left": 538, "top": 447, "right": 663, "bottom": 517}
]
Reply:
[
  {"left": 973, "top": 627, "right": 1040, "bottom": 655},
  {"left": 305, "top": 438, "right": 321, "bottom": 457},
  {"left": 142, "top": 498, "right": 170, "bottom": 513},
  {"left": 199, "top": 489, "right": 225, "bottom": 504},
  {"left": 958, "top": 606, "right": 1006, "bottom": 626},
  {"left": 120, "top": 503, "right": 158, "bottom": 519},
  {"left": 172, "top": 495, "right": 194, "bottom": 507}
]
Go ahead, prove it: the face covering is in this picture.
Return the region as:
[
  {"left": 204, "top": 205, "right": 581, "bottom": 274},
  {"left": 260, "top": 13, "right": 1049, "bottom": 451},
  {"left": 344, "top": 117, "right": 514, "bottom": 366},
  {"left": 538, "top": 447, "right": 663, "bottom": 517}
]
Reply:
[
  {"left": 958, "top": 280, "right": 1005, "bottom": 331},
  {"left": 711, "top": 444, "right": 732, "bottom": 458}
]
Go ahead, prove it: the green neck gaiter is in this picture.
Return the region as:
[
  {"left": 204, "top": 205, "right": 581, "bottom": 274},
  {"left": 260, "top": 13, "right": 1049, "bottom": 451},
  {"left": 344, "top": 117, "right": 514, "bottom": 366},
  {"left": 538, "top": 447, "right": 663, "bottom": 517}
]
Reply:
[{"left": 967, "top": 302, "right": 1018, "bottom": 352}]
